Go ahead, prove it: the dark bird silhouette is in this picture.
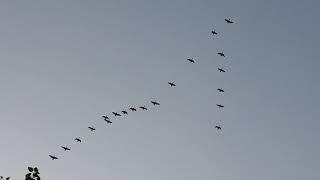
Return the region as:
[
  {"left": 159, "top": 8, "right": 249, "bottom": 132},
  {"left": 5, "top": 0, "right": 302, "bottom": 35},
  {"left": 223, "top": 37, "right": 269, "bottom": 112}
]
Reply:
[
  {"left": 122, "top": 110, "right": 128, "bottom": 115},
  {"left": 225, "top": 18, "right": 234, "bottom": 24},
  {"left": 75, "top": 138, "right": 82, "bottom": 143},
  {"left": 218, "top": 52, "right": 225, "bottom": 57},
  {"left": 129, "top": 107, "right": 137, "bottom": 111},
  {"left": 218, "top": 68, "right": 226, "bottom": 72},
  {"left": 217, "top": 88, "right": 225, "bottom": 92},
  {"left": 105, "top": 119, "right": 112, "bottom": 124},
  {"left": 151, "top": 101, "right": 160, "bottom": 105},
  {"left": 88, "top": 126, "right": 96, "bottom": 131},
  {"left": 216, "top": 104, "right": 224, "bottom": 108},
  {"left": 211, "top": 30, "right": 218, "bottom": 35},
  {"left": 102, "top": 115, "right": 109, "bottom": 120},
  {"left": 0, "top": 177, "right": 10, "bottom": 180},
  {"left": 168, "top": 82, "right": 176, "bottom": 87},
  {"left": 187, "top": 58, "right": 195, "bottom": 63},
  {"left": 49, "top": 155, "right": 58, "bottom": 160},
  {"left": 61, "top": 146, "right": 71, "bottom": 151},
  {"left": 139, "top": 106, "right": 147, "bottom": 110},
  {"left": 112, "top": 112, "right": 121, "bottom": 116},
  {"left": 215, "top": 126, "right": 222, "bottom": 130}
]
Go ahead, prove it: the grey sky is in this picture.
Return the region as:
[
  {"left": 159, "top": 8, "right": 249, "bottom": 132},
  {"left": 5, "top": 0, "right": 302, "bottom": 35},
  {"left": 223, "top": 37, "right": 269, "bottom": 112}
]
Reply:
[{"left": 0, "top": 0, "right": 319, "bottom": 179}]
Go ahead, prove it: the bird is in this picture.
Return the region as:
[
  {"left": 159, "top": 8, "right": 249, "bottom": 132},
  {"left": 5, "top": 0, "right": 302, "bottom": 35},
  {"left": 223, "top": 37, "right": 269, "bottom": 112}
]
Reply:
[
  {"left": 121, "top": 110, "right": 128, "bottom": 115},
  {"left": 102, "top": 115, "right": 109, "bottom": 120},
  {"left": 105, "top": 119, "right": 112, "bottom": 124},
  {"left": 216, "top": 104, "right": 224, "bottom": 108},
  {"left": 61, "top": 146, "right": 71, "bottom": 151},
  {"left": 215, "top": 126, "right": 222, "bottom": 130},
  {"left": 187, "top": 58, "right": 195, "bottom": 63},
  {"left": 88, "top": 126, "right": 96, "bottom": 131},
  {"left": 49, "top": 155, "right": 58, "bottom": 160},
  {"left": 151, "top": 101, "right": 160, "bottom": 105},
  {"left": 211, "top": 30, "right": 218, "bottom": 35},
  {"left": 75, "top": 138, "right": 82, "bottom": 143},
  {"left": 168, "top": 82, "right": 176, "bottom": 87},
  {"left": 139, "top": 106, "right": 147, "bottom": 110},
  {"left": 112, "top": 112, "right": 121, "bottom": 116},
  {"left": 217, "top": 88, "right": 225, "bottom": 92},
  {"left": 225, "top": 18, "right": 234, "bottom": 24},
  {"left": 218, "top": 52, "right": 225, "bottom": 57},
  {"left": 0, "top": 177, "right": 10, "bottom": 180},
  {"left": 129, "top": 107, "right": 137, "bottom": 111},
  {"left": 218, "top": 68, "right": 226, "bottom": 72}
]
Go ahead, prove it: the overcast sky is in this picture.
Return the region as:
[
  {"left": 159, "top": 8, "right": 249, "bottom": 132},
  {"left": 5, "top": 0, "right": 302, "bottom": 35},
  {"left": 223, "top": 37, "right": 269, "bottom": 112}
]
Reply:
[{"left": 0, "top": 0, "right": 319, "bottom": 180}]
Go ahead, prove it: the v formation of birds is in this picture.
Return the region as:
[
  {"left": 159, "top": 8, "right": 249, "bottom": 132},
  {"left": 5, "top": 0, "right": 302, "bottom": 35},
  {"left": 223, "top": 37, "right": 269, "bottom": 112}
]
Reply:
[{"left": 48, "top": 18, "right": 235, "bottom": 161}]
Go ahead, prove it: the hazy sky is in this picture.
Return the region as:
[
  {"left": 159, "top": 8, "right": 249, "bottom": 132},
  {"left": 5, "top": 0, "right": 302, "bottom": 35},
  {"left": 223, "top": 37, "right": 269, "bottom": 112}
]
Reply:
[{"left": 0, "top": 0, "right": 319, "bottom": 179}]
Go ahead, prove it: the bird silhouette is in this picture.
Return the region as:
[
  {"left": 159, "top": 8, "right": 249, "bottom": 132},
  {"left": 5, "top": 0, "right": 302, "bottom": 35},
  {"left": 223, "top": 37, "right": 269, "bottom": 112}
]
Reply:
[
  {"left": 218, "top": 52, "right": 225, "bottom": 57},
  {"left": 211, "top": 30, "right": 218, "bottom": 35},
  {"left": 168, "top": 82, "right": 176, "bottom": 87},
  {"left": 187, "top": 58, "right": 195, "bottom": 63},
  {"left": 49, "top": 155, "right": 58, "bottom": 160},
  {"left": 139, "top": 106, "right": 147, "bottom": 110},
  {"left": 130, "top": 107, "right": 137, "bottom": 111},
  {"left": 225, "top": 18, "right": 234, "bottom": 24}
]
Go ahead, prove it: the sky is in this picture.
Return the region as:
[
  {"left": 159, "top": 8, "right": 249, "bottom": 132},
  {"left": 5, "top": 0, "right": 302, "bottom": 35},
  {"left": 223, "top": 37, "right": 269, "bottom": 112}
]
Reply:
[{"left": 0, "top": 0, "right": 319, "bottom": 179}]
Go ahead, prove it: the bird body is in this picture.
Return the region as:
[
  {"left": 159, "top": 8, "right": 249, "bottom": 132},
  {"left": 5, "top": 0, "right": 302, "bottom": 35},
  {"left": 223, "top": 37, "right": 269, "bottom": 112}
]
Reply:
[
  {"left": 130, "top": 107, "right": 137, "bottom": 111},
  {"left": 151, "top": 101, "right": 160, "bottom": 105},
  {"left": 49, "top": 155, "right": 58, "bottom": 160},
  {"left": 187, "top": 58, "right": 195, "bottom": 63},
  {"left": 88, "top": 126, "right": 96, "bottom": 131},
  {"left": 168, "top": 82, "right": 176, "bottom": 87},
  {"left": 218, "top": 68, "right": 226, "bottom": 72},
  {"left": 139, "top": 106, "right": 147, "bottom": 110},
  {"left": 225, "top": 18, "right": 234, "bottom": 24},
  {"left": 216, "top": 104, "right": 224, "bottom": 108},
  {"left": 61, "top": 146, "right": 71, "bottom": 151},
  {"left": 218, "top": 52, "right": 225, "bottom": 57},
  {"left": 211, "top": 30, "right": 218, "bottom": 35}
]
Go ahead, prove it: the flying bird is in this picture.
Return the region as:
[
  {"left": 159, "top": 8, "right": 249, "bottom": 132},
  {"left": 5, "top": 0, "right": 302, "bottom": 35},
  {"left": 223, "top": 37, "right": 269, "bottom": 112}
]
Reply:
[
  {"left": 151, "top": 101, "right": 160, "bottom": 105},
  {"left": 61, "top": 146, "right": 71, "bottom": 151},
  {"left": 218, "top": 68, "right": 226, "bottom": 72},
  {"left": 216, "top": 104, "right": 224, "bottom": 108},
  {"left": 187, "top": 58, "right": 195, "bottom": 63},
  {"left": 168, "top": 82, "right": 176, "bottom": 87},
  {"left": 102, "top": 115, "right": 109, "bottom": 120},
  {"left": 215, "top": 126, "right": 222, "bottom": 130},
  {"left": 225, "top": 18, "right": 234, "bottom": 24},
  {"left": 139, "top": 106, "right": 147, "bottom": 110},
  {"left": 211, "top": 30, "right": 218, "bottom": 35},
  {"left": 75, "top": 138, "right": 82, "bottom": 143},
  {"left": 88, "top": 126, "right": 96, "bottom": 131},
  {"left": 49, "top": 155, "right": 58, "bottom": 160},
  {"left": 122, "top": 110, "right": 128, "bottom": 115},
  {"left": 105, "top": 119, "right": 112, "bottom": 124},
  {"left": 218, "top": 52, "right": 225, "bottom": 57},
  {"left": 129, "top": 107, "right": 137, "bottom": 111},
  {"left": 112, "top": 112, "right": 121, "bottom": 116},
  {"left": 217, "top": 88, "right": 225, "bottom": 92}
]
